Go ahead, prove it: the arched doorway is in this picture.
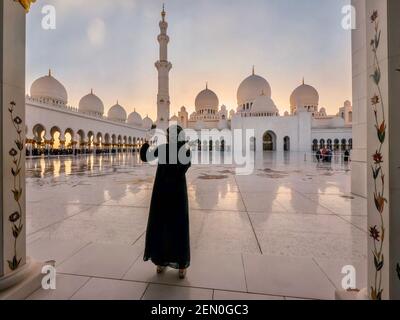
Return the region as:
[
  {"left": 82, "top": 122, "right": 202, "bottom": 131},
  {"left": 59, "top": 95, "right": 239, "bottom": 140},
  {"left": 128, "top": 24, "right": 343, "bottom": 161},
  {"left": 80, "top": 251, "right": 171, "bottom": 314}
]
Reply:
[
  {"left": 50, "top": 126, "right": 61, "bottom": 151},
  {"left": 263, "top": 131, "right": 276, "bottom": 151},
  {"left": 284, "top": 136, "right": 290, "bottom": 152},
  {"left": 334, "top": 139, "right": 340, "bottom": 150},
  {"left": 327, "top": 139, "right": 333, "bottom": 150},
  {"left": 341, "top": 139, "right": 347, "bottom": 151},
  {"left": 348, "top": 139, "right": 353, "bottom": 150},
  {"left": 312, "top": 139, "right": 318, "bottom": 152}
]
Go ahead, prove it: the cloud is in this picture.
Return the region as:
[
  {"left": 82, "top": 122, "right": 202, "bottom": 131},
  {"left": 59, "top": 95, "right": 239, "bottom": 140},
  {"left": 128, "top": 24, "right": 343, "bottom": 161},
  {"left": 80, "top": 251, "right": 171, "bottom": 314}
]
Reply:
[{"left": 87, "top": 18, "right": 106, "bottom": 46}]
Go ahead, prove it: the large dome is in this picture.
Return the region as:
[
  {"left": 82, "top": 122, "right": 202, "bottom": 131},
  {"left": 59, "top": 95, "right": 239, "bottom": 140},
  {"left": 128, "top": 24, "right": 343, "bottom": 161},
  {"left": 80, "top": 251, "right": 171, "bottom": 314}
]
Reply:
[
  {"left": 290, "top": 81, "right": 319, "bottom": 108},
  {"left": 237, "top": 70, "right": 271, "bottom": 106},
  {"left": 30, "top": 70, "right": 68, "bottom": 105},
  {"left": 108, "top": 102, "right": 127, "bottom": 122},
  {"left": 127, "top": 110, "right": 143, "bottom": 127},
  {"left": 195, "top": 86, "right": 219, "bottom": 112},
  {"left": 79, "top": 90, "right": 104, "bottom": 116},
  {"left": 251, "top": 93, "right": 279, "bottom": 115},
  {"left": 142, "top": 116, "right": 153, "bottom": 130}
]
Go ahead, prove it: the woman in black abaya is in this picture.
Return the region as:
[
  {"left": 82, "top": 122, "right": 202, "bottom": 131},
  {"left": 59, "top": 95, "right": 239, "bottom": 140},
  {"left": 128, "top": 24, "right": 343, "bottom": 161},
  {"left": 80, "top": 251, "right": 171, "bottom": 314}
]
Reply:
[{"left": 140, "top": 125, "right": 191, "bottom": 279}]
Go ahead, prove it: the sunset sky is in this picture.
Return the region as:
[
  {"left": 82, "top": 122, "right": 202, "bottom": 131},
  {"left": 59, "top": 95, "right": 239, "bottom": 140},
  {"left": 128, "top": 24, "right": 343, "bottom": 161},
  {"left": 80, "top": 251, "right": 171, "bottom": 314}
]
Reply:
[{"left": 26, "top": 0, "right": 352, "bottom": 120}]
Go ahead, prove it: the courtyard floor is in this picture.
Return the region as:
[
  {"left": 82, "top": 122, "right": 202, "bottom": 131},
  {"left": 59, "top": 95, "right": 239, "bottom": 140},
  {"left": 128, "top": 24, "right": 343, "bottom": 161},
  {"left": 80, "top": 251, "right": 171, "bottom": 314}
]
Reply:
[{"left": 25, "top": 152, "right": 367, "bottom": 300}]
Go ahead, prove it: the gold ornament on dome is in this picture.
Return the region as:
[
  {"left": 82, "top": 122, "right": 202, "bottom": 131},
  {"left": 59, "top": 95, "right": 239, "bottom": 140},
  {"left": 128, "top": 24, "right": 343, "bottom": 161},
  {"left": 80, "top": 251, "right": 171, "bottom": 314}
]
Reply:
[{"left": 14, "top": 0, "right": 36, "bottom": 12}]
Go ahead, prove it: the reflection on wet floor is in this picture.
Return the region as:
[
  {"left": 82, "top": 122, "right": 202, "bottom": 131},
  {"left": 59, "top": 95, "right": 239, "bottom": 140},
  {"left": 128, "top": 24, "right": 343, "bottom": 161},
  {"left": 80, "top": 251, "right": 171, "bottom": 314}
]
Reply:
[{"left": 26, "top": 153, "right": 143, "bottom": 179}]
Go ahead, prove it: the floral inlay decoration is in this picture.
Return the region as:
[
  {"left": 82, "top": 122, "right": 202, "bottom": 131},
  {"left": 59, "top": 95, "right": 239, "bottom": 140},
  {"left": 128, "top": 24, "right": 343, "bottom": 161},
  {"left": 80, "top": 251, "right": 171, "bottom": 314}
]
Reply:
[
  {"left": 369, "top": 10, "right": 387, "bottom": 300},
  {"left": 7, "top": 101, "right": 24, "bottom": 271}
]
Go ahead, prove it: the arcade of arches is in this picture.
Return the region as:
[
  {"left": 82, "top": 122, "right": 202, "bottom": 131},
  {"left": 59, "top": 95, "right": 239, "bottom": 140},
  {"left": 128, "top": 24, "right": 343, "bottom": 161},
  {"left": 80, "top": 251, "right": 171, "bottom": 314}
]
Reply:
[{"left": 28, "top": 125, "right": 148, "bottom": 156}]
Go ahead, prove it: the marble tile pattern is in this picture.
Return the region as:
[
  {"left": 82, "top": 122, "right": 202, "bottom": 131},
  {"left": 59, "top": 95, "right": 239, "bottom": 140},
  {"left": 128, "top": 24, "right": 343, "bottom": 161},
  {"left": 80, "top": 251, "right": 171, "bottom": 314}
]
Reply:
[{"left": 25, "top": 153, "right": 367, "bottom": 300}]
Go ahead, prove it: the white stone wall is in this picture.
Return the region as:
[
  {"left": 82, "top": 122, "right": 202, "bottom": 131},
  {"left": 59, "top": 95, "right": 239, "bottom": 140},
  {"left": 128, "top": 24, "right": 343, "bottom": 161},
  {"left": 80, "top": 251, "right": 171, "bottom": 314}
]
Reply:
[
  {"left": 351, "top": 0, "right": 368, "bottom": 197},
  {"left": 231, "top": 115, "right": 301, "bottom": 152}
]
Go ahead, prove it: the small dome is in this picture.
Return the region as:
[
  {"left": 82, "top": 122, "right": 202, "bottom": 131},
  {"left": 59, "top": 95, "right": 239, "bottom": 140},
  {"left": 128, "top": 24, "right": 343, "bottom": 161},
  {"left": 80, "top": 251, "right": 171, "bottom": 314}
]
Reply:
[
  {"left": 290, "top": 80, "right": 319, "bottom": 108},
  {"left": 237, "top": 69, "right": 271, "bottom": 106},
  {"left": 30, "top": 70, "right": 68, "bottom": 104},
  {"left": 195, "top": 86, "right": 219, "bottom": 112},
  {"left": 251, "top": 92, "right": 279, "bottom": 115},
  {"left": 170, "top": 114, "right": 179, "bottom": 122},
  {"left": 79, "top": 90, "right": 104, "bottom": 116},
  {"left": 344, "top": 100, "right": 352, "bottom": 108},
  {"left": 143, "top": 116, "right": 153, "bottom": 130},
  {"left": 127, "top": 110, "right": 143, "bottom": 127},
  {"left": 108, "top": 102, "right": 127, "bottom": 122}
]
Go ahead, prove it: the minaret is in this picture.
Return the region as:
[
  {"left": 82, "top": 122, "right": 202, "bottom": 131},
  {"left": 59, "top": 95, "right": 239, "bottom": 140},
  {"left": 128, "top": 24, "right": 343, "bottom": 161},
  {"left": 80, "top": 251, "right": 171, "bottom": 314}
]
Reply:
[{"left": 155, "top": 4, "right": 172, "bottom": 130}]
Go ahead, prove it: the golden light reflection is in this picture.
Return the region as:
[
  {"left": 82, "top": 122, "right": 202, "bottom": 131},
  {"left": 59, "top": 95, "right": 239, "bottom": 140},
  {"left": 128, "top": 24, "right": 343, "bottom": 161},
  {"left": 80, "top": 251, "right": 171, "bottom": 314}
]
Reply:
[
  {"left": 65, "top": 159, "right": 72, "bottom": 176},
  {"left": 40, "top": 158, "right": 45, "bottom": 178},
  {"left": 53, "top": 159, "right": 61, "bottom": 178}
]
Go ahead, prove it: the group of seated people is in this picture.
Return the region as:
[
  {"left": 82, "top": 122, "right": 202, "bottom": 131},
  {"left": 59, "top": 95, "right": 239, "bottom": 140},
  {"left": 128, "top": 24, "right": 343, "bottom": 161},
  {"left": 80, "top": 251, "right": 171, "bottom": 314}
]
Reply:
[{"left": 315, "top": 148, "right": 350, "bottom": 163}]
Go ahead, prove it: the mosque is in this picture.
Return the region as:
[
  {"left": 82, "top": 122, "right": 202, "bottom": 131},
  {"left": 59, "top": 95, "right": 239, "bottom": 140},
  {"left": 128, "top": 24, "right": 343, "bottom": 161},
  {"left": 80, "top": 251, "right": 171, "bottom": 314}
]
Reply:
[{"left": 25, "top": 6, "right": 352, "bottom": 155}]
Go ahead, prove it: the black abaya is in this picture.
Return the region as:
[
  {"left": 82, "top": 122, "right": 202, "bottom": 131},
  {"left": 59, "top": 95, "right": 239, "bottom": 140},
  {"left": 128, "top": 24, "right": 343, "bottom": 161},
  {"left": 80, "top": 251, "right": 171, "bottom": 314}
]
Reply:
[{"left": 140, "top": 141, "right": 191, "bottom": 269}]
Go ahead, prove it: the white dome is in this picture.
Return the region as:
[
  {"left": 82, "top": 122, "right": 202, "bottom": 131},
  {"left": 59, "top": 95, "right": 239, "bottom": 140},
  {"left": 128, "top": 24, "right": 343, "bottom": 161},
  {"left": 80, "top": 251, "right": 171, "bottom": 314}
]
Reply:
[
  {"left": 79, "top": 90, "right": 104, "bottom": 116},
  {"left": 30, "top": 70, "right": 68, "bottom": 104},
  {"left": 195, "top": 86, "right": 219, "bottom": 112},
  {"left": 170, "top": 114, "right": 179, "bottom": 122},
  {"left": 251, "top": 93, "right": 279, "bottom": 115},
  {"left": 237, "top": 71, "right": 271, "bottom": 106},
  {"left": 127, "top": 110, "right": 143, "bottom": 127},
  {"left": 290, "top": 82, "right": 319, "bottom": 108},
  {"left": 108, "top": 102, "right": 127, "bottom": 122},
  {"left": 143, "top": 116, "right": 153, "bottom": 130}
]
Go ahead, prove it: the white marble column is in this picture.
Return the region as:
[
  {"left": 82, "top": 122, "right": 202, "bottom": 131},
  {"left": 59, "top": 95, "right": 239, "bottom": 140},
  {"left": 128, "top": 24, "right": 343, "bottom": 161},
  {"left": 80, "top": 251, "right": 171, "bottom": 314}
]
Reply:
[
  {"left": 351, "top": 0, "right": 368, "bottom": 198},
  {"left": 0, "top": 0, "right": 43, "bottom": 299},
  {"left": 346, "top": 0, "right": 400, "bottom": 300},
  {"left": 1, "top": 0, "right": 27, "bottom": 283},
  {"left": 364, "top": 0, "right": 400, "bottom": 300}
]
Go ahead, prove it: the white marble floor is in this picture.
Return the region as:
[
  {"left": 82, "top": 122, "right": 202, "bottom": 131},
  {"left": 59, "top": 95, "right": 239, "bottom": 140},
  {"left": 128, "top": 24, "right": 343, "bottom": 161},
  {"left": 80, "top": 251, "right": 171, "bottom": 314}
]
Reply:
[{"left": 25, "top": 152, "right": 367, "bottom": 300}]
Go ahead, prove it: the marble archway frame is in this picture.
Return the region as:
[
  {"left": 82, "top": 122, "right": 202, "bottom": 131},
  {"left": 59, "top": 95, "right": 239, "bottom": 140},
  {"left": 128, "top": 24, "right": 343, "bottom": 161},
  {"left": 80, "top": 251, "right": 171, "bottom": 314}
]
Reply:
[{"left": 0, "top": 0, "right": 45, "bottom": 299}]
